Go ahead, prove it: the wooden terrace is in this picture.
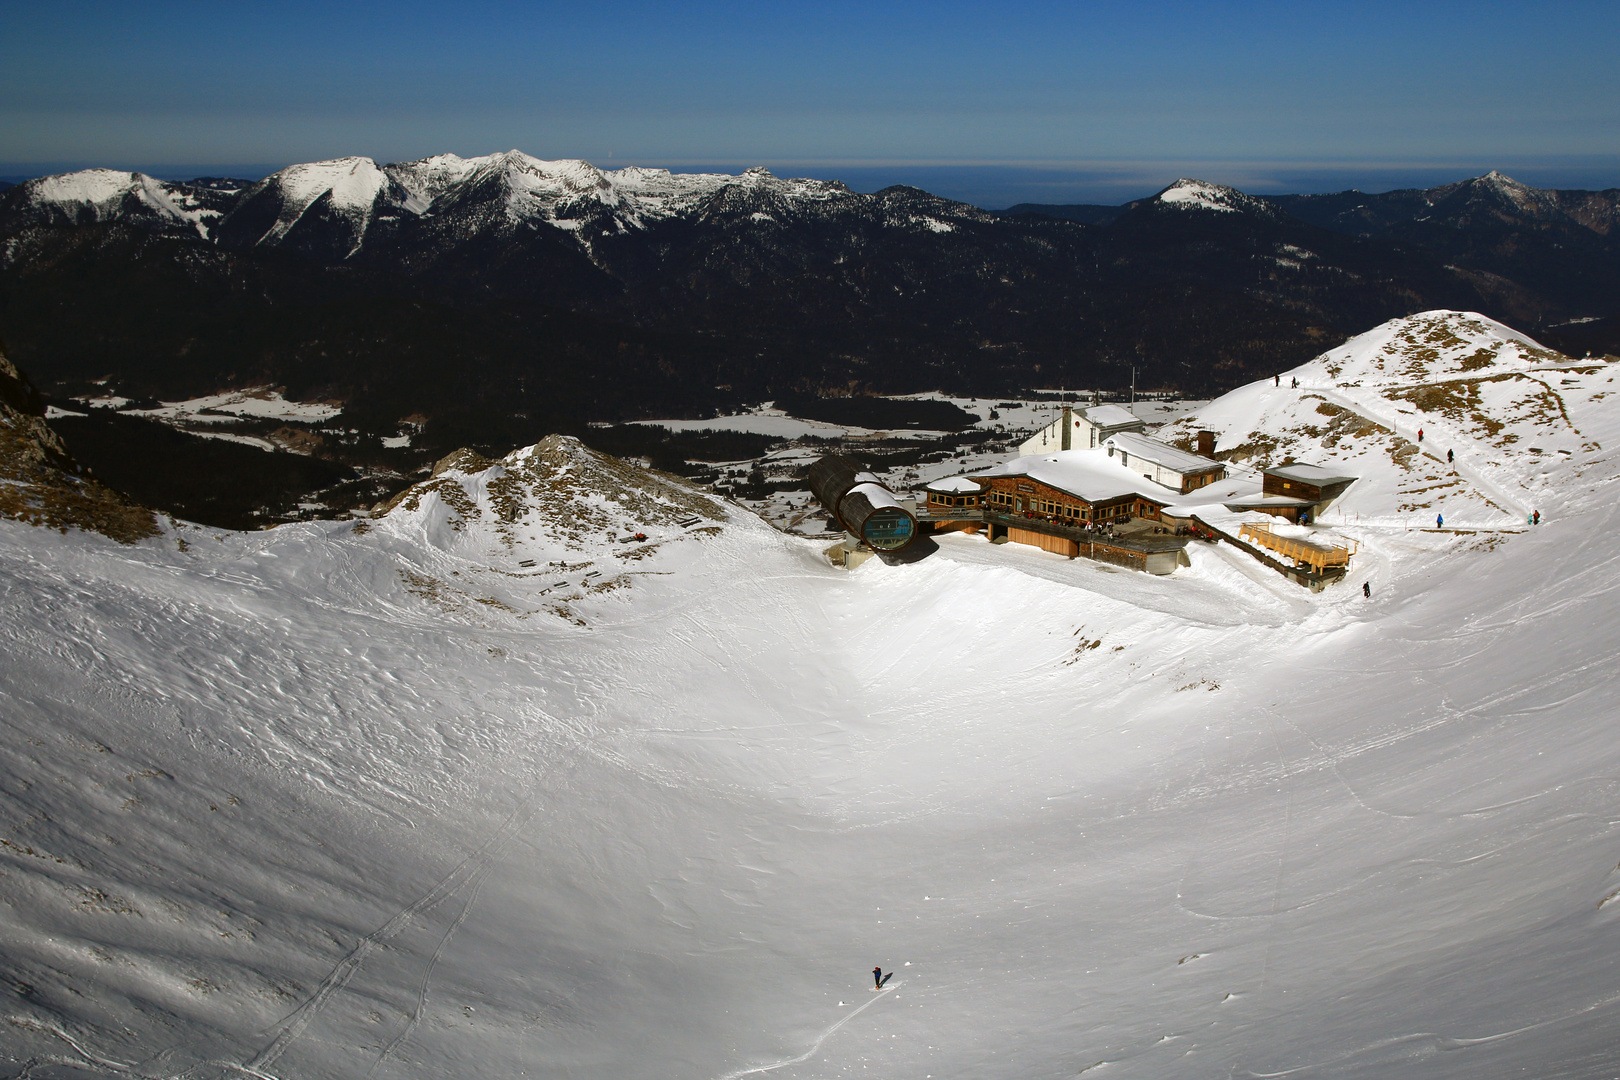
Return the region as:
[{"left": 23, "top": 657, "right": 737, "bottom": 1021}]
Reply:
[{"left": 916, "top": 507, "right": 1190, "bottom": 574}]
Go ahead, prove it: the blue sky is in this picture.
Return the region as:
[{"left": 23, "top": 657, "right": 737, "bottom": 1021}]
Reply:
[{"left": 3, "top": 0, "right": 1616, "bottom": 206}]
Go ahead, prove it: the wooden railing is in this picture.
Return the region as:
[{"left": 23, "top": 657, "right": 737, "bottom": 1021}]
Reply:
[
  {"left": 919, "top": 507, "right": 1188, "bottom": 554},
  {"left": 1238, "top": 521, "right": 1356, "bottom": 572}
]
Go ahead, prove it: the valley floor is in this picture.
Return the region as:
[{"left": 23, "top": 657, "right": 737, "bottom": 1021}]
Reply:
[
  {"left": 3, "top": 480, "right": 1619, "bottom": 1078},
  {"left": 4, "top": 313, "right": 1620, "bottom": 1079}
]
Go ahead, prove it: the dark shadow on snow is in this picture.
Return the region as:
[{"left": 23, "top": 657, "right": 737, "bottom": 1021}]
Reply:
[{"left": 879, "top": 534, "right": 939, "bottom": 565}]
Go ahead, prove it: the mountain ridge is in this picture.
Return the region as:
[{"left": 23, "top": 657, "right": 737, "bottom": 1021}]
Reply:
[
  {"left": 2, "top": 156, "right": 1616, "bottom": 474},
  {"left": 4, "top": 304, "right": 1620, "bottom": 1075}
]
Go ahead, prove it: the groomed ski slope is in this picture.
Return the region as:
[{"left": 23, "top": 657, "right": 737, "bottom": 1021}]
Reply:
[{"left": 4, "top": 318, "right": 1620, "bottom": 1078}]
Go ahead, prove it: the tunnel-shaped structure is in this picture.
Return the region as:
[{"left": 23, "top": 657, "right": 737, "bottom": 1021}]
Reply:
[{"left": 807, "top": 454, "right": 918, "bottom": 552}]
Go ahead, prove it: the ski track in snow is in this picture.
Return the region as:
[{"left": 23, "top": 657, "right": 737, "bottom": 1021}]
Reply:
[
  {"left": 1242, "top": 983, "right": 1620, "bottom": 1077},
  {"left": 364, "top": 866, "right": 492, "bottom": 1078},
  {"left": 6, "top": 321, "right": 1620, "bottom": 1078},
  {"left": 239, "top": 767, "right": 556, "bottom": 1076},
  {"left": 717, "top": 981, "right": 904, "bottom": 1079}
]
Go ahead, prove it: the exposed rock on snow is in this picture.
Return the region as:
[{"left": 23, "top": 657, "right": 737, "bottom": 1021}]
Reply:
[
  {"left": 378, "top": 434, "right": 728, "bottom": 552},
  {"left": 1154, "top": 178, "right": 1277, "bottom": 216},
  {"left": 206, "top": 151, "right": 870, "bottom": 255},
  {"left": 5, "top": 168, "right": 229, "bottom": 239},
  {"left": 7, "top": 316, "right": 1620, "bottom": 1078},
  {"left": 1161, "top": 310, "right": 1620, "bottom": 527}
]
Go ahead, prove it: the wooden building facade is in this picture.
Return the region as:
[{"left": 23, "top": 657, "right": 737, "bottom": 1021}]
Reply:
[{"left": 977, "top": 474, "right": 1166, "bottom": 525}]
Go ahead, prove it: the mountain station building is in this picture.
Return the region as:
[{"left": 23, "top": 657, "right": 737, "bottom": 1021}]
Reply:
[
  {"left": 1020, "top": 404, "right": 1147, "bottom": 455},
  {"left": 920, "top": 449, "right": 1192, "bottom": 573},
  {"left": 1222, "top": 463, "right": 1360, "bottom": 523},
  {"left": 1101, "top": 431, "right": 1227, "bottom": 495}
]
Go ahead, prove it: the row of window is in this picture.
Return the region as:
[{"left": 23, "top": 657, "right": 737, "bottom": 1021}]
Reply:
[{"left": 974, "top": 486, "right": 1163, "bottom": 522}]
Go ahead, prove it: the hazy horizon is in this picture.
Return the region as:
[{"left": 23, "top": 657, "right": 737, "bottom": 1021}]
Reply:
[{"left": 5, "top": 1, "right": 1616, "bottom": 209}]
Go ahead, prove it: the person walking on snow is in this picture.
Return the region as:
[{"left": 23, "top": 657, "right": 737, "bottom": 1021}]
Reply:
[
  {"left": 1534, "top": 510, "right": 1540, "bottom": 525},
  {"left": 873, "top": 966, "right": 884, "bottom": 988},
  {"left": 1436, "top": 512, "right": 1444, "bottom": 528},
  {"left": 1363, "top": 581, "right": 1371, "bottom": 598},
  {"left": 1418, "top": 427, "right": 1424, "bottom": 443},
  {"left": 1447, "top": 448, "right": 1454, "bottom": 465},
  {"left": 1275, "top": 374, "right": 1280, "bottom": 386}
]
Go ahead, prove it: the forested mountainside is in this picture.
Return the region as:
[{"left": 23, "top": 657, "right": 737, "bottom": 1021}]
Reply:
[
  {"left": 4, "top": 311, "right": 1620, "bottom": 1076},
  {"left": 7, "top": 159, "right": 1615, "bottom": 427}
]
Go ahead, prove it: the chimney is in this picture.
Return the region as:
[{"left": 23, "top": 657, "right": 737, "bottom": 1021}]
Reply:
[{"left": 1197, "top": 430, "right": 1216, "bottom": 458}]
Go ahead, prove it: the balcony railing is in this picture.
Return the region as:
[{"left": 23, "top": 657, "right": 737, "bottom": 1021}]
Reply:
[{"left": 920, "top": 507, "right": 1188, "bottom": 554}]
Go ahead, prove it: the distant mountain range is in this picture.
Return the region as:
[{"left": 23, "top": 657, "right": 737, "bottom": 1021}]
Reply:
[{"left": 1, "top": 154, "right": 1616, "bottom": 462}]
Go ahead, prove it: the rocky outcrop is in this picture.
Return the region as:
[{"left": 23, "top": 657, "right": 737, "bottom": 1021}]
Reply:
[{"left": 0, "top": 344, "right": 158, "bottom": 542}]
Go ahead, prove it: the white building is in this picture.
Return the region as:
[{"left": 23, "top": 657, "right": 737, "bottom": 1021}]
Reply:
[
  {"left": 1019, "top": 404, "right": 1146, "bottom": 456},
  {"left": 1102, "top": 431, "right": 1227, "bottom": 495}
]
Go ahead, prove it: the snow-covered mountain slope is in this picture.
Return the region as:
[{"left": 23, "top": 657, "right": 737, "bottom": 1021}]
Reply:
[
  {"left": 1161, "top": 310, "right": 1620, "bottom": 528},
  {"left": 9, "top": 152, "right": 980, "bottom": 261},
  {"left": 200, "top": 151, "right": 876, "bottom": 256},
  {"left": 3, "top": 169, "right": 232, "bottom": 239},
  {"left": 216, "top": 157, "right": 407, "bottom": 256},
  {"left": 1152, "top": 178, "right": 1279, "bottom": 217},
  {"left": 6, "top": 398, "right": 1620, "bottom": 1078}
]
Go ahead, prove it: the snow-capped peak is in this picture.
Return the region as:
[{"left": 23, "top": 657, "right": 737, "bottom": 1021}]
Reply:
[
  {"left": 1298, "top": 309, "right": 1559, "bottom": 388},
  {"left": 13, "top": 168, "right": 224, "bottom": 238},
  {"left": 28, "top": 168, "right": 146, "bottom": 208},
  {"left": 259, "top": 157, "right": 390, "bottom": 213},
  {"left": 5, "top": 152, "right": 889, "bottom": 255},
  {"left": 1154, "top": 178, "right": 1266, "bottom": 214}
]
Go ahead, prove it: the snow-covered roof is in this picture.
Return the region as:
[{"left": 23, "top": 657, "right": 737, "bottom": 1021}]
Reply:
[
  {"left": 971, "top": 449, "right": 1181, "bottom": 504},
  {"left": 1185, "top": 505, "right": 1289, "bottom": 533},
  {"left": 925, "top": 475, "right": 983, "bottom": 494},
  {"left": 1105, "top": 432, "right": 1223, "bottom": 475},
  {"left": 1159, "top": 473, "right": 1266, "bottom": 518},
  {"left": 1266, "top": 463, "right": 1357, "bottom": 485},
  {"left": 847, "top": 481, "right": 903, "bottom": 511},
  {"left": 1079, "top": 404, "right": 1142, "bottom": 429}
]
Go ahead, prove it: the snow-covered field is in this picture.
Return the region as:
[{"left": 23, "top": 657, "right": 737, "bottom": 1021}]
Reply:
[
  {"left": 657, "top": 393, "right": 1207, "bottom": 537},
  {"left": 4, "top": 315, "right": 1620, "bottom": 1078},
  {"left": 63, "top": 387, "right": 344, "bottom": 427}
]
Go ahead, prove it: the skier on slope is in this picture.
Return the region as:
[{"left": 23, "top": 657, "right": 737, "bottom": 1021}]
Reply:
[
  {"left": 1363, "top": 581, "right": 1371, "bottom": 598},
  {"left": 1447, "top": 448, "right": 1454, "bottom": 465},
  {"left": 874, "top": 966, "right": 884, "bottom": 988},
  {"left": 1418, "top": 427, "right": 1424, "bottom": 443},
  {"left": 1436, "top": 512, "right": 1444, "bottom": 528}
]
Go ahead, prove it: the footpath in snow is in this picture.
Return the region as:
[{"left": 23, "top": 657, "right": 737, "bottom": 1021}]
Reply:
[{"left": 2, "top": 314, "right": 1620, "bottom": 1078}]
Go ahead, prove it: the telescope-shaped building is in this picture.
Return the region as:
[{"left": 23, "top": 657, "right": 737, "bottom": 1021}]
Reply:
[{"left": 807, "top": 455, "right": 918, "bottom": 552}]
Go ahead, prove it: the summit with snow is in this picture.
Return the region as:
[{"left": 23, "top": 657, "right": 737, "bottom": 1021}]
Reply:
[
  {"left": 8, "top": 151, "right": 883, "bottom": 253},
  {"left": 4, "top": 303, "right": 1620, "bottom": 1075}
]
